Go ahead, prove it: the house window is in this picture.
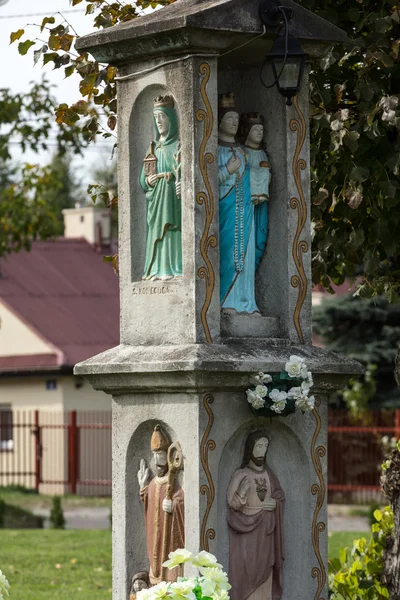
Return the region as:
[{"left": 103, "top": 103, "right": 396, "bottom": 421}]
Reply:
[
  {"left": 0, "top": 405, "right": 13, "bottom": 451},
  {"left": 46, "top": 380, "right": 57, "bottom": 390}
]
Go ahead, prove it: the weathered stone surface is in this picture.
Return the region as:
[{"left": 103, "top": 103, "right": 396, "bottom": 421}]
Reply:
[
  {"left": 75, "top": 341, "right": 362, "bottom": 396},
  {"left": 76, "top": 0, "right": 347, "bottom": 64},
  {"left": 73, "top": 4, "right": 356, "bottom": 600}
]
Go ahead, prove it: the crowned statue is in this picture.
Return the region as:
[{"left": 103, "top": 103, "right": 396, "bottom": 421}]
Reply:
[
  {"left": 239, "top": 113, "right": 270, "bottom": 265},
  {"left": 137, "top": 425, "right": 184, "bottom": 585},
  {"left": 227, "top": 431, "right": 285, "bottom": 600},
  {"left": 140, "top": 95, "right": 182, "bottom": 280},
  {"left": 218, "top": 94, "right": 267, "bottom": 314}
]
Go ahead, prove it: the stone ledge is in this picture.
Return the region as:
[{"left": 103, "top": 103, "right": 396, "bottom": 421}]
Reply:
[{"left": 74, "top": 341, "right": 363, "bottom": 395}]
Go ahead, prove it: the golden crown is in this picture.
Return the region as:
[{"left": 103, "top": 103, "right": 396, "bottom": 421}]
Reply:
[
  {"left": 218, "top": 92, "right": 236, "bottom": 109},
  {"left": 154, "top": 95, "right": 174, "bottom": 109},
  {"left": 244, "top": 112, "right": 264, "bottom": 124}
]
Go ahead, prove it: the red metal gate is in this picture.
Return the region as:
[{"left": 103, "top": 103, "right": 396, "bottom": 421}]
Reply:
[
  {"left": 328, "top": 409, "right": 400, "bottom": 503},
  {"left": 0, "top": 410, "right": 111, "bottom": 496}
]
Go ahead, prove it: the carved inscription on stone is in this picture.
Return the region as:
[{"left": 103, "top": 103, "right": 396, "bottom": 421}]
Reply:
[{"left": 132, "top": 286, "right": 173, "bottom": 296}]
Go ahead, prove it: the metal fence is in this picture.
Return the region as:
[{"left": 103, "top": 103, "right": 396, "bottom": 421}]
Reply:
[
  {"left": 328, "top": 409, "right": 400, "bottom": 504},
  {"left": 1, "top": 408, "right": 399, "bottom": 501},
  {"left": 0, "top": 410, "right": 112, "bottom": 496}
]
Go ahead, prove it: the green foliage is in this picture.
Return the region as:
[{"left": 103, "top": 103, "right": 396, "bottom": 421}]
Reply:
[
  {"left": 342, "top": 364, "right": 377, "bottom": 415},
  {"left": 0, "top": 484, "right": 38, "bottom": 495},
  {"left": 329, "top": 506, "right": 393, "bottom": 599},
  {"left": 0, "top": 163, "right": 62, "bottom": 258},
  {"left": 291, "top": 0, "right": 400, "bottom": 300},
  {"left": 313, "top": 295, "right": 400, "bottom": 408},
  {"left": 42, "top": 153, "right": 86, "bottom": 234},
  {"left": 8, "top": 0, "right": 400, "bottom": 298},
  {"left": 49, "top": 496, "right": 66, "bottom": 530}
]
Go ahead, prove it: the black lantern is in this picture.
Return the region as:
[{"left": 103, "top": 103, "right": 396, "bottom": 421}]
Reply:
[
  {"left": 266, "top": 33, "right": 307, "bottom": 105},
  {"left": 259, "top": 0, "right": 308, "bottom": 106}
]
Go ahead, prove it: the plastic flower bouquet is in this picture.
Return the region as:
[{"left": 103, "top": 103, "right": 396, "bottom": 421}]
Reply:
[
  {"left": 246, "top": 355, "right": 315, "bottom": 418},
  {"left": 137, "top": 549, "right": 231, "bottom": 600},
  {"left": 0, "top": 570, "right": 10, "bottom": 600}
]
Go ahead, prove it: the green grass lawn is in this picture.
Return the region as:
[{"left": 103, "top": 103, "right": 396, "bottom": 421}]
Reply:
[
  {"left": 0, "top": 530, "right": 112, "bottom": 599},
  {"left": 0, "top": 490, "right": 111, "bottom": 511},
  {"left": 328, "top": 531, "right": 368, "bottom": 561},
  {"left": 0, "top": 529, "right": 369, "bottom": 599}
]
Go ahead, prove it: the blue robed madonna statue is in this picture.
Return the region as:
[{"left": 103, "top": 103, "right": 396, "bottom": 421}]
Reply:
[
  {"left": 140, "top": 95, "right": 182, "bottom": 280},
  {"left": 218, "top": 95, "right": 268, "bottom": 313}
]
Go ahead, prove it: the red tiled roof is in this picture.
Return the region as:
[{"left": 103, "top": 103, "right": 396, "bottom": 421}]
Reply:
[
  {"left": 0, "top": 238, "right": 119, "bottom": 370},
  {"left": 0, "top": 354, "right": 61, "bottom": 371}
]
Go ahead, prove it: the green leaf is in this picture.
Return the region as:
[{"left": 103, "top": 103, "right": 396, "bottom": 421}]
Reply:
[
  {"left": 374, "top": 509, "right": 382, "bottom": 522},
  {"left": 64, "top": 65, "right": 75, "bottom": 78},
  {"left": 10, "top": 29, "right": 24, "bottom": 44},
  {"left": 43, "top": 52, "right": 59, "bottom": 66},
  {"left": 40, "top": 16, "right": 55, "bottom": 32},
  {"left": 18, "top": 40, "right": 36, "bottom": 55},
  {"left": 349, "top": 166, "right": 369, "bottom": 183}
]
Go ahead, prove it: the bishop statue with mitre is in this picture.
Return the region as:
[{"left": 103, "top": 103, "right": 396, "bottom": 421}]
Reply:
[{"left": 138, "top": 425, "right": 185, "bottom": 584}]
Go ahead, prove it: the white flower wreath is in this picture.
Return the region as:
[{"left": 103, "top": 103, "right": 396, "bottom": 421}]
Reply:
[{"left": 246, "top": 355, "right": 315, "bottom": 417}]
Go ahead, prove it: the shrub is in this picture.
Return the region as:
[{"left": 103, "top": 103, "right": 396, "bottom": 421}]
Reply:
[
  {"left": 49, "top": 496, "right": 65, "bottom": 529},
  {"left": 329, "top": 507, "right": 392, "bottom": 599},
  {"left": 0, "top": 498, "right": 5, "bottom": 528}
]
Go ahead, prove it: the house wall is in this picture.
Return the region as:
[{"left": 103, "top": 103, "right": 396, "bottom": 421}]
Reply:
[
  {"left": 61, "top": 376, "right": 111, "bottom": 410},
  {"left": 0, "top": 302, "right": 54, "bottom": 357},
  {"left": 0, "top": 375, "right": 111, "bottom": 496}
]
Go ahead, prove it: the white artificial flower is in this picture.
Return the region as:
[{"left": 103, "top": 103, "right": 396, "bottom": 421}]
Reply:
[
  {"left": 0, "top": 570, "right": 9, "bottom": 600},
  {"left": 252, "top": 396, "right": 266, "bottom": 410},
  {"left": 151, "top": 582, "right": 170, "bottom": 599},
  {"left": 259, "top": 373, "right": 272, "bottom": 383},
  {"left": 199, "top": 568, "right": 231, "bottom": 592},
  {"left": 163, "top": 549, "right": 193, "bottom": 570},
  {"left": 285, "top": 355, "right": 305, "bottom": 378},
  {"left": 249, "top": 372, "right": 272, "bottom": 386},
  {"left": 255, "top": 385, "right": 268, "bottom": 398},
  {"left": 136, "top": 589, "right": 153, "bottom": 600},
  {"left": 168, "top": 581, "right": 196, "bottom": 600},
  {"left": 287, "top": 386, "right": 302, "bottom": 400},
  {"left": 192, "top": 551, "right": 222, "bottom": 569},
  {"left": 301, "top": 380, "right": 311, "bottom": 395},
  {"left": 200, "top": 577, "right": 217, "bottom": 597},
  {"left": 300, "top": 364, "right": 308, "bottom": 379},
  {"left": 246, "top": 390, "right": 265, "bottom": 410},
  {"left": 307, "top": 396, "right": 316, "bottom": 411},
  {"left": 296, "top": 395, "right": 315, "bottom": 413},
  {"left": 306, "top": 371, "right": 314, "bottom": 386},
  {"left": 269, "top": 389, "right": 288, "bottom": 402},
  {"left": 270, "top": 401, "right": 286, "bottom": 413},
  {"left": 212, "top": 590, "right": 230, "bottom": 600}
]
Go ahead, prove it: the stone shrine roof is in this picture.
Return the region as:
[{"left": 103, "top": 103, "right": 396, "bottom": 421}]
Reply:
[{"left": 76, "top": 0, "right": 347, "bottom": 64}]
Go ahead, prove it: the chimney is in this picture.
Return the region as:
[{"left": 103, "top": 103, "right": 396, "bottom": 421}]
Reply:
[{"left": 62, "top": 206, "right": 112, "bottom": 246}]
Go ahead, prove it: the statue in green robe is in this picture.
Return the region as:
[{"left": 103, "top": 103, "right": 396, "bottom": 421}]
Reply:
[{"left": 139, "top": 95, "right": 182, "bottom": 280}]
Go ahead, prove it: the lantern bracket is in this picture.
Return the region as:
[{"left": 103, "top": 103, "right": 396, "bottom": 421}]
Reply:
[{"left": 259, "top": 0, "right": 293, "bottom": 29}]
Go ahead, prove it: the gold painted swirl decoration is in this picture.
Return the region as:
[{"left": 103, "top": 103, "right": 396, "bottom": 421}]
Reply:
[
  {"left": 290, "top": 95, "right": 308, "bottom": 344},
  {"left": 196, "top": 63, "right": 217, "bottom": 344},
  {"left": 200, "top": 393, "right": 216, "bottom": 551},
  {"left": 311, "top": 397, "right": 327, "bottom": 600}
]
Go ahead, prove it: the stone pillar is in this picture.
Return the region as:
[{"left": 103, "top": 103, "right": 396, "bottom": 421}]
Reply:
[{"left": 75, "top": 3, "right": 359, "bottom": 600}]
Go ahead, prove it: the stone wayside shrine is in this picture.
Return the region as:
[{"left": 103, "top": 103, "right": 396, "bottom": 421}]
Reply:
[{"left": 75, "top": 1, "right": 362, "bottom": 599}]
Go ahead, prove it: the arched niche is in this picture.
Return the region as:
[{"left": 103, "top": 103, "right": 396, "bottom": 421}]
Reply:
[
  {"left": 129, "top": 84, "right": 181, "bottom": 282},
  {"left": 124, "top": 419, "right": 182, "bottom": 597},
  {"left": 217, "top": 419, "right": 310, "bottom": 600}
]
